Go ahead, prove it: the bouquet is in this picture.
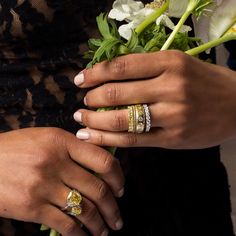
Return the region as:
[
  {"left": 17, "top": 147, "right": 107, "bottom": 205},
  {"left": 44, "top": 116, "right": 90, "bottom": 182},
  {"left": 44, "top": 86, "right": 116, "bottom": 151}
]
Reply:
[
  {"left": 43, "top": 0, "right": 236, "bottom": 235},
  {"left": 84, "top": 0, "right": 236, "bottom": 67}
]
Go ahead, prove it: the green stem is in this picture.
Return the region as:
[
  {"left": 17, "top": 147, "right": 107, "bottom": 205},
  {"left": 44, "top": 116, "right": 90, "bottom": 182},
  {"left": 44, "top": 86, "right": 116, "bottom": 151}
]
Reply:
[
  {"left": 135, "top": 0, "right": 169, "bottom": 35},
  {"left": 161, "top": 10, "right": 191, "bottom": 50},
  {"left": 185, "top": 34, "right": 236, "bottom": 56},
  {"left": 50, "top": 229, "right": 60, "bottom": 236},
  {"left": 40, "top": 224, "right": 50, "bottom": 231}
]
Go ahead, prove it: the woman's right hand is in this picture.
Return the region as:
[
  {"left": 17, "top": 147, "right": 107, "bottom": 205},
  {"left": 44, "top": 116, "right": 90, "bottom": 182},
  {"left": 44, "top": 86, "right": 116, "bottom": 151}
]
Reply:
[{"left": 0, "top": 127, "right": 124, "bottom": 236}]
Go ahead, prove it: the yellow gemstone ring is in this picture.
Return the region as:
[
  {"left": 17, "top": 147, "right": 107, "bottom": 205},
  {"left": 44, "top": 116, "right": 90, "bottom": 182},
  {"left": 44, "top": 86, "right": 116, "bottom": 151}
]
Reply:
[
  {"left": 62, "top": 189, "right": 83, "bottom": 217},
  {"left": 128, "top": 104, "right": 151, "bottom": 133}
]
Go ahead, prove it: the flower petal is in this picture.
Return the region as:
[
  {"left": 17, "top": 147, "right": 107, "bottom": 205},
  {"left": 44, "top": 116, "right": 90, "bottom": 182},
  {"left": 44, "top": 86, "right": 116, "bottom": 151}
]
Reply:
[
  {"left": 209, "top": 0, "right": 236, "bottom": 40},
  {"left": 109, "top": 8, "right": 131, "bottom": 21},
  {"left": 118, "top": 22, "right": 135, "bottom": 40},
  {"left": 192, "top": 0, "right": 223, "bottom": 44},
  {"left": 168, "top": 0, "right": 189, "bottom": 18},
  {"left": 109, "top": 0, "right": 144, "bottom": 22},
  {"left": 156, "top": 15, "right": 192, "bottom": 32}
]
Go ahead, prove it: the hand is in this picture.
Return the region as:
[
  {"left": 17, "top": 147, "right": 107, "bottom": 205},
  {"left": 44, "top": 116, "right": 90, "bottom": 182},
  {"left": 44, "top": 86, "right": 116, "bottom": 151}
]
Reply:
[
  {"left": 74, "top": 50, "right": 236, "bottom": 149},
  {"left": 0, "top": 128, "right": 124, "bottom": 236}
]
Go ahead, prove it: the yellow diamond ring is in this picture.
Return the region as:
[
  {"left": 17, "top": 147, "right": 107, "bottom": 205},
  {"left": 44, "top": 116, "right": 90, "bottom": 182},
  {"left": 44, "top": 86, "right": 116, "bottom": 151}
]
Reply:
[{"left": 62, "top": 189, "right": 83, "bottom": 217}]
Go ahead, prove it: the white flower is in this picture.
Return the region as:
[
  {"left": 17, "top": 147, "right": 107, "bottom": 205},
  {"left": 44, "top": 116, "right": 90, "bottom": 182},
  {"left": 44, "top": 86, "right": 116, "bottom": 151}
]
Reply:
[
  {"left": 108, "top": 0, "right": 145, "bottom": 21},
  {"left": 192, "top": 0, "right": 236, "bottom": 45},
  {"left": 117, "top": 8, "right": 154, "bottom": 39},
  {"left": 109, "top": 0, "right": 155, "bottom": 39},
  {"left": 168, "top": 0, "right": 189, "bottom": 18},
  {"left": 156, "top": 15, "right": 192, "bottom": 32}
]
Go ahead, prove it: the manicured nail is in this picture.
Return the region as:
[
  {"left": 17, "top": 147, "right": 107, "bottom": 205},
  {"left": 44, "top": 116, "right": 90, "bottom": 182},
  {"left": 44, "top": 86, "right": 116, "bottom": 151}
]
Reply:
[
  {"left": 118, "top": 188, "right": 125, "bottom": 198},
  {"left": 76, "top": 130, "right": 90, "bottom": 140},
  {"left": 73, "top": 111, "right": 82, "bottom": 123},
  {"left": 101, "top": 229, "right": 109, "bottom": 236},
  {"left": 83, "top": 97, "right": 87, "bottom": 106},
  {"left": 115, "top": 219, "right": 123, "bottom": 230},
  {"left": 74, "top": 72, "right": 84, "bottom": 86}
]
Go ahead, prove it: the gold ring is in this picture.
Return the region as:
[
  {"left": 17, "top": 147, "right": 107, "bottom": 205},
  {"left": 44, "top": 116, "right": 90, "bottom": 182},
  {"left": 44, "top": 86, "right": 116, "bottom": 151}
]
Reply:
[
  {"left": 128, "top": 104, "right": 146, "bottom": 133},
  {"left": 62, "top": 189, "right": 83, "bottom": 216},
  {"left": 128, "top": 104, "right": 151, "bottom": 133}
]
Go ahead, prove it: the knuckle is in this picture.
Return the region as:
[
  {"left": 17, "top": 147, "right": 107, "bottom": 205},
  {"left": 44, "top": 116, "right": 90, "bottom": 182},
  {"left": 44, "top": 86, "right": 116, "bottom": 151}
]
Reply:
[
  {"left": 96, "top": 182, "right": 110, "bottom": 201},
  {"left": 112, "top": 113, "right": 126, "bottom": 131},
  {"left": 111, "top": 57, "right": 127, "bottom": 79},
  {"left": 171, "top": 51, "right": 188, "bottom": 70},
  {"left": 97, "top": 132, "right": 105, "bottom": 146},
  {"left": 81, "top": 111, "right": 90, "bottom": 126},
  {"left": 33, "top": 149, "right": 51, "bottom": 168},
  {"left": 122, "top": 133, "right": 138, "bottom": 146},
  {"left": 46, "top": 127, "right": 64, "bottom": 141},
  {"left": 101, "top": 152, "right": 115, "bottom": 173},
  {"left": 62, "top": 220, "right": 78, "bottom": 235},
  {"left": 104, "top": 83, "right": 122, "bottom": 105}
]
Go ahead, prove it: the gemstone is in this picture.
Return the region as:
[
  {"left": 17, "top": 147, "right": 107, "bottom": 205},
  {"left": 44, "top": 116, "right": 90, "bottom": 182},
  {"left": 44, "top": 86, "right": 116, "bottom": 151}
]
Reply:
[
  {"left": 70, "top": 206, "right": 82, "bottom": 216},
  {"left": 138, "top": 117, "right": 144, "bottom": 122},
  {"left": 67, "top": 190, "right": 82, "bottom": 207}
]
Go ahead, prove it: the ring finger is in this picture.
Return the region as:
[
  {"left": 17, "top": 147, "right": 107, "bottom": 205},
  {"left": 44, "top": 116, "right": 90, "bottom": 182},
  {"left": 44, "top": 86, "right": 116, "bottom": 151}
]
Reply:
[
  {"left": 50, "top": 185, "right": 108, "bottom": 236},
  {"left": 74, "top": 103, "right": 176, "bottom": 132}
]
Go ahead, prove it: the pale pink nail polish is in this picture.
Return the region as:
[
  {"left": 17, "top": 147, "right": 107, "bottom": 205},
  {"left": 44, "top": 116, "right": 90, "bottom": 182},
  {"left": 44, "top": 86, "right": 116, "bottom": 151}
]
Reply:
[
  {"left": 73, "top": 111, "right": 82, "bottom": 123},
  {"left": 83, "top": 97, "right": 87, "bottom": 106},
  {"left": 74, "top": 72, "right": 84, "bottom": 86},
  {"left": 76, "top": 130, "right": 90, "bottom": 140}
]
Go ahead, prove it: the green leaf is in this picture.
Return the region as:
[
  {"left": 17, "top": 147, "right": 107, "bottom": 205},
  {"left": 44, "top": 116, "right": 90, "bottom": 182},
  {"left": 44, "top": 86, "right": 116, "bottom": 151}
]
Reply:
[
  {"left": 96, "top": 13, "right": 113, "bottom": 39},
  {"left": 117, "top": 45, "right": 130, "bottom": 55},
  {"left": 89, "top": 38, "right": 103, "bottom": 47},
  {"left": 132, "top": 45, "right": 146, "bottom": 53},
  {"left": 91, "top": 38, "right": 121, "bottom": 64},
  {"left": 109, "top": 18, "right": 120, "bottom": 39},
  {"left": 126, "top": 30, "right": 139, "bottom": 52}
]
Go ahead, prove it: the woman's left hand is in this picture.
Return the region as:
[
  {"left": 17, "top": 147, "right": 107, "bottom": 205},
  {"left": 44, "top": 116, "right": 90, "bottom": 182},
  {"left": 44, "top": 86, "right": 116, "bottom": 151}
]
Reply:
[{"left": 73, "top": 50, "right": 236, "bottom": 149}]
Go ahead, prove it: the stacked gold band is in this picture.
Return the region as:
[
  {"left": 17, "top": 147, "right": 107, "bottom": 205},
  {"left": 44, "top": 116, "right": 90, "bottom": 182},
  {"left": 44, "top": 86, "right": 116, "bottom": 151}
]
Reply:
[
  {"left": 62, "top": 189, "right": 83, "bottom": 217},
  {"left": 128, "top": 104, "right": 151, "bottom": 133}
]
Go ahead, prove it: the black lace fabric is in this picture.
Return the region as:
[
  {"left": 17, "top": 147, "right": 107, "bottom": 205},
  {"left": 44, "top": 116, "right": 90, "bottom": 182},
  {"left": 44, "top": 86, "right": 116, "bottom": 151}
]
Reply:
[{"left": 0, "top": 1, "right": 234, "bottom": 236}]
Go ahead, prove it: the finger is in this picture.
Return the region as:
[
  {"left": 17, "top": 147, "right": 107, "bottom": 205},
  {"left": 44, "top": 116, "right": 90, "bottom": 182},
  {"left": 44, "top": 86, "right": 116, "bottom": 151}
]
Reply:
[
  {"left": 74, "top": 50, "right": 181, "bottom": 88},
  {"left": 60, "top": 160, "right": 124, "bottom": 229},
  {"left": 74, "top": 103, "right": 173, "bottom": 132},
  {"left": 61, "top": 157, "right": 124, "bottom": 198},
  {"left": 50, "top": 185, "right": 121, "bottom": 233},
  {"left": 84, "top": 80, "right": 161, "bottom": 107},
  {"left": 64, "top": 133, "right": 125, "bottom": 198},
  {"left": 76, "top": 128, "right": 168, "bottom": 148},
  {"left": 74, "top": 109, "right": 129, "bottom": 131},
  {"left": 41, "top": 205, "right": 87, "bottom": 236}
]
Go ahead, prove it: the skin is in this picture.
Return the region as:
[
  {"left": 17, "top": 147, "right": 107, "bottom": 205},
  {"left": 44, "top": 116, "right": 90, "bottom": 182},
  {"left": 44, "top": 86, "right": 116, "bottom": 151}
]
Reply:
[
  {"left": 0, "top": 127, "right": 125, "bottom": 236},
  {"left": 74, "top": 50, "right": 236, "bottom": 149}
]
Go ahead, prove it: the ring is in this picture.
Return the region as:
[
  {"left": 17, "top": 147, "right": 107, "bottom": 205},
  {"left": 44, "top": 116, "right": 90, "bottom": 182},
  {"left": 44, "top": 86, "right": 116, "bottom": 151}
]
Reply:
[
  {"left": 62, "top": 189, "right": 83, "bottom": 217},
  {"left": 128, "top": 104, "right": 151, "bottom": 133},
  {"left": 143, "top": 104, "right": 151, "bottom": 132}
]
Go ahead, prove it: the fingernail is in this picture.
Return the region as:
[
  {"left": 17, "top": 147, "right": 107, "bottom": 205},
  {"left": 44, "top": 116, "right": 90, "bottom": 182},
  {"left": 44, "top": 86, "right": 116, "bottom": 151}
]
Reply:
[
  {"left": 74, "top": 72, "right": 84, "bottom": 86},
  {"left": 83, "top": 97, "right": 87, "bottom": 106},
  {"left": 115, "top": 219, "right": 123, "bottom": 230},
  {"left": 76, "top": 130, "right": 90, "bottom": 140},
  {"left": 101, "top": 229, "right": 109, "bottom": 236},
  {"left": 73, "top": 111, "right": 82, "bottom": 123},
  {"left": 118, "top": 188, "right": 125, "bottom": 198}
]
